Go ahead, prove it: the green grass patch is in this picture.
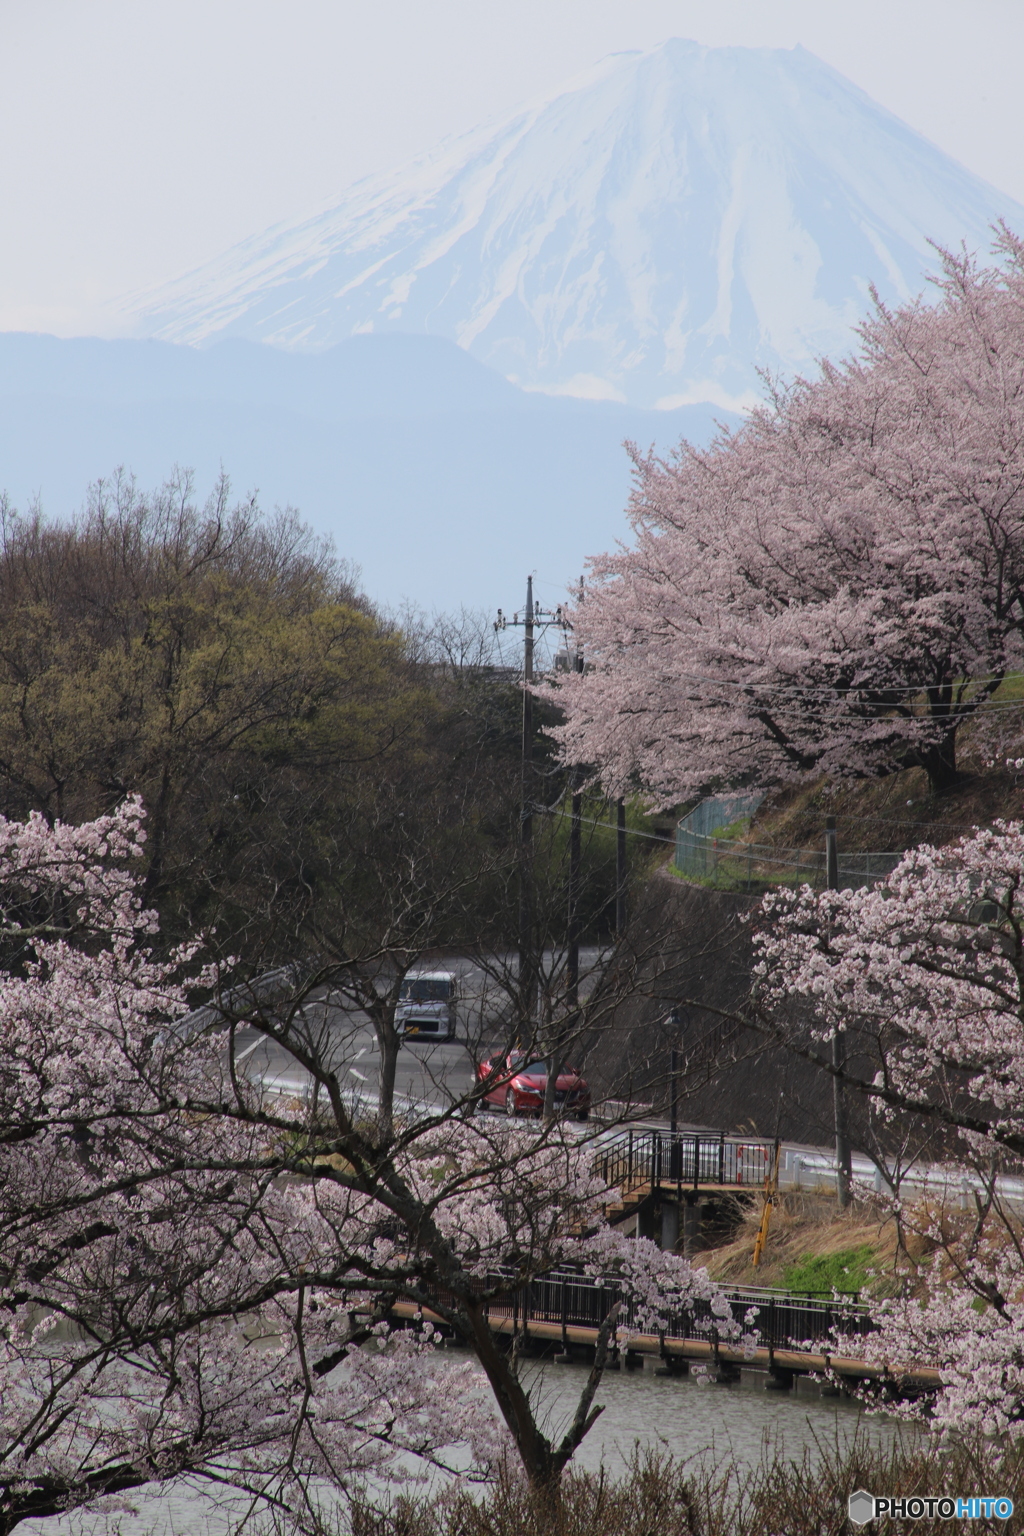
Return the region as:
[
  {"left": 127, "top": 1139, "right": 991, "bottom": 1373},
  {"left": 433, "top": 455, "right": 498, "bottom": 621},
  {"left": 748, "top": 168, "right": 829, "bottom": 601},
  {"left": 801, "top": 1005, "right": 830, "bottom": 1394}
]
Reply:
[
  {"left": 669, "top": 862, "right": 810, "bottom": 894},
  {"left": 783, "top": 1244, "right": 876, "bottom": 1295}
]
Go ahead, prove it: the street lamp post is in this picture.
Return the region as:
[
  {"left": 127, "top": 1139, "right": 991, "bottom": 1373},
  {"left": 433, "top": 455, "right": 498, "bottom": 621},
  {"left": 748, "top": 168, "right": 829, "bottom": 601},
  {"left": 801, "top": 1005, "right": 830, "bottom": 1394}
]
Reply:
[
  {"left": 667, "top": 1008, "right": 681, "bottom": 1180},
  {"left": 826, "top": 815, "right": 853, "bottom": 1208}
]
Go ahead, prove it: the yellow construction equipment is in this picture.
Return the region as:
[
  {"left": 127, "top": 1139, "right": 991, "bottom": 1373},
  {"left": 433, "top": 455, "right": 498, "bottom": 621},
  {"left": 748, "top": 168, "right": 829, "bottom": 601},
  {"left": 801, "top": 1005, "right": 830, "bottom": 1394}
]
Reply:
[{"left": 752, "top": 1139, "right": 782, "bottom": 1268}]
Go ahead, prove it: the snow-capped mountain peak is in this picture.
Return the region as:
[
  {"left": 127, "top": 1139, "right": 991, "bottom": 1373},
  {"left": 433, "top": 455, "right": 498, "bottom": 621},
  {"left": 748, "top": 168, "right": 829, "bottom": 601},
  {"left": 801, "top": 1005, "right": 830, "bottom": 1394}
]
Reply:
[{"left": 132, "top": 39, "right": 1024, "bottom": 410}]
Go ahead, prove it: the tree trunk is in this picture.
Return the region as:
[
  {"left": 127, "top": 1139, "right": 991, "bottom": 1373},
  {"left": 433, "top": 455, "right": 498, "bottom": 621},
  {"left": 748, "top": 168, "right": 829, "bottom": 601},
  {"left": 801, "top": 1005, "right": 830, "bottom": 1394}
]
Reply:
[
  {"left": 461, "top": 1295, "right": 561, "bottom": 1488},
  {"left": 455, "top": 1293, "right": 616, "bottom": 1500},
  {"left": 141, "top": 761, "right": 174, "bottom": 907},
  {"left": 919, "top": 731, "right": 959, "bottom": 796},
  {"left": 375, "top": 1014, "right": 400, "bottom": 1139}
]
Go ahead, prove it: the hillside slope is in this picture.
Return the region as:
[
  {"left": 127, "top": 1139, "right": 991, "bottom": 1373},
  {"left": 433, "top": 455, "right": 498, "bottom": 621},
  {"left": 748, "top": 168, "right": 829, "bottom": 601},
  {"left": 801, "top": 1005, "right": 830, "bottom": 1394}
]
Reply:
[
  {"left": 747, "top": 759, "right": 1022, "bottom": 864},
  {"left": 601, "top": 752, "right": 1024, "bottom": 1145}
]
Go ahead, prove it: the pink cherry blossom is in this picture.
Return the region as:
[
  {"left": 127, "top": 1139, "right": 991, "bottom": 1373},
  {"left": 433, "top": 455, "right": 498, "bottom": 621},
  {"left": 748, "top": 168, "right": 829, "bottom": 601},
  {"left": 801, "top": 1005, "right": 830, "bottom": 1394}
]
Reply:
[
  {"left": 0, "top": 801, "right": 730, "bottom": 1527},
  {"left": 754, "top": 821, "right": 1024, "bottom": 1437},
  {"left": 547, "top": 229, "right": 1024, "bottom": 803}
]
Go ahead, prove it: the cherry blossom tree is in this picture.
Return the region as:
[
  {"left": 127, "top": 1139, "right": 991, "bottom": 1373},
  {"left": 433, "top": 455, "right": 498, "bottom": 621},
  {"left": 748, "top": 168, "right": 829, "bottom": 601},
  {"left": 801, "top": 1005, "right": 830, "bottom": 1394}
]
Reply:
[
  {"left": 0, "top": 799, "right": 733, "bottom": 1531},
  {"left": 551, "top": 228, "right": 1024, "bottom": 803},
  {"left": 752, "top": 820, "right": 1024, "bottom": 1436}
]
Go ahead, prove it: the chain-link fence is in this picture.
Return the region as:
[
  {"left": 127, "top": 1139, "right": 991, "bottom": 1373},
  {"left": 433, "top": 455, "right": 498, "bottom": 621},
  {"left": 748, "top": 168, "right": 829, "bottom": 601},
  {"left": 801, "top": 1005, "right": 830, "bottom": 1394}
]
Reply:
[{"left": 675, "top": 796, "right": 902, "bottom": 892}]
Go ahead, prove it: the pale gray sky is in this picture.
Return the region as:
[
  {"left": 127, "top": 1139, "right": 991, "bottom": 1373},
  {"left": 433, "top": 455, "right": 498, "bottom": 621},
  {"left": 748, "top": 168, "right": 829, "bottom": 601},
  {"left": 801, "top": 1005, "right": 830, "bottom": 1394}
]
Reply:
[{"left": 1, "top": 0, "right": 1021, "bottom": 336}]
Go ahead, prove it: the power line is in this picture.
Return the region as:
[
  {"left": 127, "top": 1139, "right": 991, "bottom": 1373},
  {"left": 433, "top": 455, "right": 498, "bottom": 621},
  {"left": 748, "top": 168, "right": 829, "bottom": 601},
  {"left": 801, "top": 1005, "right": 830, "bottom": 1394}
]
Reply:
[
  {"left": 825, "top": 811, "right": 986, "bottom": 831},
  {"left": 542, "top": 803, "right": 991, "bottom": 842},
  {"left": 544, "top": 795, "right": 1000, "bottom": 842},
  {"left": 546, "top": 803, "right": 914, "bottom": 863},
  {"left": 665, "top": 666, "right": 1024, "bottom": 702},
  {"left": 538, "top": 805, "right": 671, "bottom": 845}
]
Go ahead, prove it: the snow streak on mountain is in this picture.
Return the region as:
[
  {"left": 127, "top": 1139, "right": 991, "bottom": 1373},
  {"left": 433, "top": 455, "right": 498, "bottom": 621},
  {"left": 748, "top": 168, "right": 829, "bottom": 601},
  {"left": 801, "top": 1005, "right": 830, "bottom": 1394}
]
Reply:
[{"left": 134, "top": 40, "right": 1024, "bottom": 411}]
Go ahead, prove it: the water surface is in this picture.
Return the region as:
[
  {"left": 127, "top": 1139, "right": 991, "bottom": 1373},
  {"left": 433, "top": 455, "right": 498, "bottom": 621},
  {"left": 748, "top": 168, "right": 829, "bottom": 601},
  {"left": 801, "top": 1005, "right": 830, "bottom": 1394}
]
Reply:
[{"left": 24, "top": 1357, "right": 904, "bottom": 1535}]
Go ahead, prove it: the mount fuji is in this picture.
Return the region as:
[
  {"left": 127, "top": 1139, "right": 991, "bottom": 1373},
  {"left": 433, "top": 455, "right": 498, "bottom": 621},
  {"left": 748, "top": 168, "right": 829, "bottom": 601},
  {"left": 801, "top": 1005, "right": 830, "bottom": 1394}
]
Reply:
[
  {"left": 133, "top": 39, "right": 1024, "bottom": 412},
  {"left": 5, "top": 41, "right": 1023, "bottom": 612}
]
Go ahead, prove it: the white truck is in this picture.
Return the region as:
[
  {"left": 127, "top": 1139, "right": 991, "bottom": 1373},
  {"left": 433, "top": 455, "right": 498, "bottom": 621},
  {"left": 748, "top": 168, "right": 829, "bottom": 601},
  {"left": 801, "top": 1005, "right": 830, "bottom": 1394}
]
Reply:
[{"left": 395, "top": 970, "right": 458, "bottom": 1040}]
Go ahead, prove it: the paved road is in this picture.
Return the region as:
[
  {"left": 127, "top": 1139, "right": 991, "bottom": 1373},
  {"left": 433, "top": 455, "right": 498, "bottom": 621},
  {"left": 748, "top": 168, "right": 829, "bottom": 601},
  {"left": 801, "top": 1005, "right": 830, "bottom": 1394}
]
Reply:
[
  {"left": 227, "top": 950, "right": 607, "bottom": 1114},
  {"left": 222, "top": 982, "right": 1024, "bottom": 1214},
  {"left": 230, "top": 1002, "right": 478, "bottom": 1112}
]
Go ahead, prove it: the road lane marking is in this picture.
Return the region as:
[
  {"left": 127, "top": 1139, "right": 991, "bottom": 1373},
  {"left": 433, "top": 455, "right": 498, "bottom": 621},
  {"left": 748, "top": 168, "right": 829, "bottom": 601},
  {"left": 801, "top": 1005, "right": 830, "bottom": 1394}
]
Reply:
[{"left": 233, "top": 1038, "right": 265, "bottom": 1064}]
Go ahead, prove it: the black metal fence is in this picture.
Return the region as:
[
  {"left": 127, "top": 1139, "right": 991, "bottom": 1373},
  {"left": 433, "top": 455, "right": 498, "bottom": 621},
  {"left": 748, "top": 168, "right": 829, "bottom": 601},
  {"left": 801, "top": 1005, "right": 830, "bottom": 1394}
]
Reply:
[
  {"left": 480, "top": 1269, "right": 872, "bottom": 1354},
  {"left": 598, "top": 1129, "right": 776, "bottom": 1195}
]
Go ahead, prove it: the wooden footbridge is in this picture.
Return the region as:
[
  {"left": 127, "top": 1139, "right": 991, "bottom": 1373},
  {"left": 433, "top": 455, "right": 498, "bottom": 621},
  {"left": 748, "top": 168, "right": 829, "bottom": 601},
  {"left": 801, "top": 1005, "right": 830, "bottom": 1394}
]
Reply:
[
  {"left": 396, "top": 1269, "right": 937, "bottom": 1394},
  {"left": 392, "top": 1131, "right": 938, "bottom": 1395}
]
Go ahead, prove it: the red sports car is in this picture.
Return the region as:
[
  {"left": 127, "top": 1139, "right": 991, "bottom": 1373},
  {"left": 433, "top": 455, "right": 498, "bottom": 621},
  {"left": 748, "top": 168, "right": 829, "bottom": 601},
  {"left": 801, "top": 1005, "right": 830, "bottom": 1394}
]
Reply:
[{"left": 475, "top": 1051, "right": 591, "bottom": 1119}]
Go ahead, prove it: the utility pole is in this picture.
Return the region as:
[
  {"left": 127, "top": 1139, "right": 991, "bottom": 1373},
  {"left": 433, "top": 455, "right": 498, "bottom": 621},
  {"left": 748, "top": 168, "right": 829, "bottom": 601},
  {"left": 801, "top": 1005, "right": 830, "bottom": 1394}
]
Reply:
[
  {"left": 826, "top": 815, "right": 853, "bottom": 1208},
  {"left": 667, "top": 1008, "right": 681, "bottom": 1179},
  {"left": 494, "top": 578, "right": 568, "bottom": 1033},
  {"left": 567, "top": 638, "right": 583, "bottom": 1008},
  {"left": 518, "top": 577, "right": 536, "bottom": 1027}
]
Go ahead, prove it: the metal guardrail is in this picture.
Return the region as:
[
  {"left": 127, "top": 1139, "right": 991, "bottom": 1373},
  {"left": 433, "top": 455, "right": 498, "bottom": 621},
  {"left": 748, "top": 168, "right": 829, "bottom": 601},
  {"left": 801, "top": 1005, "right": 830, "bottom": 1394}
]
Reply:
[
  {"left": 598, "top": 1129, "right": 776, "bottom": 1196},
  {"left": 176, "top": 963, "right": 309, "bottom": 1040}
]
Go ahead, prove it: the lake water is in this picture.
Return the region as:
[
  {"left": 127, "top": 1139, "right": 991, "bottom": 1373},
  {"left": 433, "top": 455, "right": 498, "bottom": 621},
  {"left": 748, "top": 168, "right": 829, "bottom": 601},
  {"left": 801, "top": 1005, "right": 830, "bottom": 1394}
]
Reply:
[
  {"left": 23, "top": 1358, "right": 904, "bottom": 1535},
  {"left": 521, "top": 1357, "right": 900, "bottom": 1477}
]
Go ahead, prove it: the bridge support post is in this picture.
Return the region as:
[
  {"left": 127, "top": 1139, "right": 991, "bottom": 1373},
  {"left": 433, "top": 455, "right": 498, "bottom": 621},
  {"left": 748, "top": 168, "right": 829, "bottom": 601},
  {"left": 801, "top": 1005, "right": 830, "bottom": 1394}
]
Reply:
[
  {"left": 554, "top": 1276, "right": 574, "bottom": 1363},
  {"left": 682, "top": 1197, "right": 703, "bottom": 1258},
  {"left": 711, "top": 1329, "right": 740, "bottom": 1385},
  {"left": 820, "top": 1354, "right": 842, "bottom": 1397},
  {"left": 660, "top": 1199, "right": 680, "bottom": 1251},
  {"left": 637, "top": 1198, "right": 658, "bottom": 1241},
  {"left": 655, "top": 1331, "right": 687, "bottom": 1376},
  {"left": 765, "top": 1366, "right": 795, "bottom": 1392}
]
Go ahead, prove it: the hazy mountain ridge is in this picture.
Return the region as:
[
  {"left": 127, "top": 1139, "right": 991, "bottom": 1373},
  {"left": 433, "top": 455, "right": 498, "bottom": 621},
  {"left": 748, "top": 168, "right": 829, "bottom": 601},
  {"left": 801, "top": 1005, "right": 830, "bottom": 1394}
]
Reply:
[
  {"left": 133, "top": 40, "right": 1024, "bottom": 409},
  {"left": 0, "top": 332, "right": 737, "bottom": 611}
]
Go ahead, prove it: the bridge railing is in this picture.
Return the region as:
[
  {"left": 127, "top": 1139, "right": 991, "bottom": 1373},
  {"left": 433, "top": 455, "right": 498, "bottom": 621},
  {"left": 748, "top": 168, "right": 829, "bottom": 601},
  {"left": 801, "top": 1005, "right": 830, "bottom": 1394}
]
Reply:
[
  {"left": 475, "top": 1269, "right": 872, "bottom": 1352},
  {"left": 710, "top": 1283, "right": 873, "bottom": 1349},
  {"left": 598, "top": 1129, "right": 776, "bottom": 1195}
]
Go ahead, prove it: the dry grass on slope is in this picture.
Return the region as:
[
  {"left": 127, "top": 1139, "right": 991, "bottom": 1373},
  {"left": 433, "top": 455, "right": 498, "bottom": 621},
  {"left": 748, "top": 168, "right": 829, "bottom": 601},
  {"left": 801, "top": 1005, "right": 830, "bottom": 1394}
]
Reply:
[
  {"left": 750, "top": 760, "right": 1021, "bottom": 862},
  {"left": 700, "top": 1193, "right": 902, "bottom": 1295}
]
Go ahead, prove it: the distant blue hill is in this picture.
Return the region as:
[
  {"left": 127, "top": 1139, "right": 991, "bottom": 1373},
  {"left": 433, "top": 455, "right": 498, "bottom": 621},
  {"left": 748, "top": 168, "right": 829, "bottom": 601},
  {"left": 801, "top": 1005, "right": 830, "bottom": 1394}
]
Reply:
[{"left": 0, "top": 332, "right": 737, "bottom": 612}]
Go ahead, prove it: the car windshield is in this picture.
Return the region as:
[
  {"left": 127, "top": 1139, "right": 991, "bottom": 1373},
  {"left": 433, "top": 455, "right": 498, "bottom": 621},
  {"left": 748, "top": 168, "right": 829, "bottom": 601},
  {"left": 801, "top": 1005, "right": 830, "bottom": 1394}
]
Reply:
[
  {"left": 515, "top": 1061, "right": 574, "bottom": 1076},
  {"left": 400, "top": 979, "right": 449, "bottom": 1002}
]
